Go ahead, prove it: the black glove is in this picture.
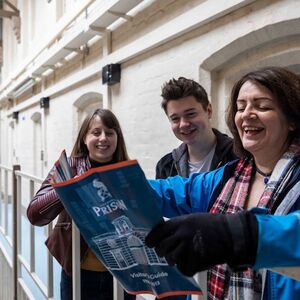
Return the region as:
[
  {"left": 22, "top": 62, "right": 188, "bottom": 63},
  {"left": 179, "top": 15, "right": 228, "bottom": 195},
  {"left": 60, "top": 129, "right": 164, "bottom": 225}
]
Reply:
[{"left": 145, "top": 211, "right": 258, "bottom": 277}]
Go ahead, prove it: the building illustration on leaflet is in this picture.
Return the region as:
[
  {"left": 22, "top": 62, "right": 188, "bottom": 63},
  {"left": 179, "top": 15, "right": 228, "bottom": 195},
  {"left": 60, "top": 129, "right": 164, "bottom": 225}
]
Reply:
[
  {"left": 89, "top": 177, "right": 167, "bottom": 270},
  {"left": 92, "top": 215, "right": 167, "bottom": 271}
]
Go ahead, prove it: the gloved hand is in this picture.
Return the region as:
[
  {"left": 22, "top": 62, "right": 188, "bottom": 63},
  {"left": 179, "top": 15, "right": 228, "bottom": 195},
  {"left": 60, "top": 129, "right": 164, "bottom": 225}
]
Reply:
[{"left": 145, "top": 211, "right": 258, "bottom": 277}]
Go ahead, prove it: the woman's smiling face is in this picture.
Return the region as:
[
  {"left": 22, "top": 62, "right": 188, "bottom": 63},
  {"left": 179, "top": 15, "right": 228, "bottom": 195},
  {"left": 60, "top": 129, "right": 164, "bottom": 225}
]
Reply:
[
  {"left": 84, "top": 116, "right": 118, "bottom": 163},
  {"left": 234, "top": 80, "right": 293, "bottom": 159}
]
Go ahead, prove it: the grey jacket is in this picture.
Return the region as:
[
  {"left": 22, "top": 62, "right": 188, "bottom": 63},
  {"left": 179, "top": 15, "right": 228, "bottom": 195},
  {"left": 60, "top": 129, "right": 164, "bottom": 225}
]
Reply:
[{"left": 155, "top": 128, "right": 237, "bottom": 178}]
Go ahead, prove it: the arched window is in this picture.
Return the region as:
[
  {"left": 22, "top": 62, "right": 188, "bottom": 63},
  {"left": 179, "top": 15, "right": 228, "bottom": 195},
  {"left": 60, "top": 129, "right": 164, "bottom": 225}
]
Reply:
[
  {"left": 31, "top": 112, "right": 42, "bottom": 176},
  {"left": 73, "top": 92, "right": 103, "bottom": 140},
  {"left": 199, "top": 19, "right": 300, "bottom": 132},
  {"left": 7, "top": 120, "right": 15, "bottom": 166}
]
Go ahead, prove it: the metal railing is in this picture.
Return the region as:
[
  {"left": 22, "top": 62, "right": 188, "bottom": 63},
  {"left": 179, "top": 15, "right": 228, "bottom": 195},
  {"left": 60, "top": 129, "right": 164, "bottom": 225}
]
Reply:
[
  {"left": 14, "top": 169, "right": 54, "bottom": 299},
  {"left": 0, "top": 164, "right": 14, "bottom": 300},
  {"left": 0, "top": 165, "right": 127, "bottom": 300},
  {"left": 0, "top": 164, "right": 54, "bottom": 300}
]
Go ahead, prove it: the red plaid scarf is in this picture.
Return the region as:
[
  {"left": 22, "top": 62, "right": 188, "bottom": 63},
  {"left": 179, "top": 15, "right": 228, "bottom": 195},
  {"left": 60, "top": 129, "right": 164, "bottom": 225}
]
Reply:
[{"left": 207, "top": 139, "right": 300, "bottom": 300}]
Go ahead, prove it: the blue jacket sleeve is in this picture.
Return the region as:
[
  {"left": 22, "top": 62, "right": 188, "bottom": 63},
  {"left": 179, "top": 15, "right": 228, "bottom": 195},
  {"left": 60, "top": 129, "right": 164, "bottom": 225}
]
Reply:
[
  {"left": 148, "top": 166, "right": 226, "bottom": 218},
  {"left": 254, "top": 211, "right": 300, "bottom": 269}
]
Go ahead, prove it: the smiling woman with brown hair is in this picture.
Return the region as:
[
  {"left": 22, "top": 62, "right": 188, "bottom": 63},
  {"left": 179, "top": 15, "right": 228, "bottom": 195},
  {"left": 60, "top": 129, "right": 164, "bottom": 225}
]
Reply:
[{"left": 27, "top": 108, "right": 135, "bottom": 300}]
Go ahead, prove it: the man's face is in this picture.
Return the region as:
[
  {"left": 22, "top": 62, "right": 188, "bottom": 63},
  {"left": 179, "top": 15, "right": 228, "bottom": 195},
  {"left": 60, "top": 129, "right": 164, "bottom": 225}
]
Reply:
[{"left": 166, "top": 96, "right": 212, "bottom": 145}]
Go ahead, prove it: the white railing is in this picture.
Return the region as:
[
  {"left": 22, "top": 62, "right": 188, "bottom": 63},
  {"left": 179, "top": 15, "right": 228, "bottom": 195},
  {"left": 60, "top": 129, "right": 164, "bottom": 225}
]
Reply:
[
  {"left": 0, "top": 164, "right": 55, "bottom": 300},
  {"left": 0, "top": 165, "right": 128, "bottom": 300},
  {"left": 14, "top": 169, "right": 54, "bottom": 300},
  {"left": 0, "top": 164, "right": 14, "bottom": 300}
]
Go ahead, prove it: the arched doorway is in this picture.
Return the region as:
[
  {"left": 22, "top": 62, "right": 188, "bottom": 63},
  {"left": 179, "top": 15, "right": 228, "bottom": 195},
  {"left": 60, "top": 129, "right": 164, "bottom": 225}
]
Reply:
[
  {"left": 199, "top": 19, "right": 300, "bottom": 132},
  {"left": 31, "top": 112, "right": 42, "bottom": 177},
  {"left": 73, "top": 92, "right": 103, "bottom": 141}
]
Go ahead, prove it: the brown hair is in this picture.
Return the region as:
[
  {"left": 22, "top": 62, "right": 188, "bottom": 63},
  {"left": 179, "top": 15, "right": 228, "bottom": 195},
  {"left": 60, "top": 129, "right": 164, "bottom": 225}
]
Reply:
[
  {"left": 71, "top": 108, "right": 129, "bottom": 162},
  {"left": 226, "top": 66, "right": 300, "bottom": 157},
  {"left": 161, "top": 77, "right": 209, "bottom": 113}
]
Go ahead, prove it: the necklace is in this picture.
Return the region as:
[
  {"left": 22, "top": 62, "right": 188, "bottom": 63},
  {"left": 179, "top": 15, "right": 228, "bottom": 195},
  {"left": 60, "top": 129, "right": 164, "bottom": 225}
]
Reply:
[{"left": 255, "top": 166, "right": 272, "bottom": 184}]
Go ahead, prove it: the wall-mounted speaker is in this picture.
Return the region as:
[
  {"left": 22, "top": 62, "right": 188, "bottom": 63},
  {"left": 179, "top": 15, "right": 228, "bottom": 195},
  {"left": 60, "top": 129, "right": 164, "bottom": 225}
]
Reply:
[
  {"left": 102, "top": 64, "right": 121, "bottom": 86},
  {"left": 40, "top": 97, "right": 50, "bottom": 109},
  {"left": 12, "top": 111, "right": 19, "bottom": 120}
]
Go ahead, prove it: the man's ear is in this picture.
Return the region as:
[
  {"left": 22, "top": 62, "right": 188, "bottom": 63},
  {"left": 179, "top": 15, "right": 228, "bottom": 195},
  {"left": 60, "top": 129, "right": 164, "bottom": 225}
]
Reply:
[{"left": 207, "top": 103, "right": 213, "bottom": 119}]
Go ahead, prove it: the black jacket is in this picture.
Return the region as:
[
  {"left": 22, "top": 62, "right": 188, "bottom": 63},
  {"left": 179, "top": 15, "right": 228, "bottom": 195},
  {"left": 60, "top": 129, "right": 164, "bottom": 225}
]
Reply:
[{"left": 155, "top": 128, "right": 237, "bottom": 179}]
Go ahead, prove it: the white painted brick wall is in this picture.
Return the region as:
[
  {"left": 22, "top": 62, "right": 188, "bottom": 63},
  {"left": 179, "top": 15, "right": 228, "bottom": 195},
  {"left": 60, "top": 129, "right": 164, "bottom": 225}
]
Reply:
[{"left": 1, "top": 0, "right": 300, "bottom": 181}]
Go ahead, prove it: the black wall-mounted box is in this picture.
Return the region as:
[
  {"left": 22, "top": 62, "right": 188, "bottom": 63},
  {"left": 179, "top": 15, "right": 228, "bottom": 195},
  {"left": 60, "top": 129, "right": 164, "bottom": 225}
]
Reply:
[
  {"left": 40, "top": 97, "right": 50, "bottom": 109},
  {"left": 12, "top": 111, "right": 19, "bottom": 120},
  {"left": 102, "top": 64, "right": 121, "bottom": 86}
]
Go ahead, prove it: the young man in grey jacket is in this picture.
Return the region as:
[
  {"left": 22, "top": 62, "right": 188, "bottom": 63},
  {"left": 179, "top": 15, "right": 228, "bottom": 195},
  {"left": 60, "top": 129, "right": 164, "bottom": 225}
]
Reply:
[{"left": 156, "top": 77, "right": 237, "bottom": 179}]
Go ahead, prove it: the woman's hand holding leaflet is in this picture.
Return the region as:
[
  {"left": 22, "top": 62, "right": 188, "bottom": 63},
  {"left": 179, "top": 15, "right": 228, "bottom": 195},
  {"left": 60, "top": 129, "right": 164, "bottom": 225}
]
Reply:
[{"left": 145, "top": 212, "right": 258, "bottom": 276}]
